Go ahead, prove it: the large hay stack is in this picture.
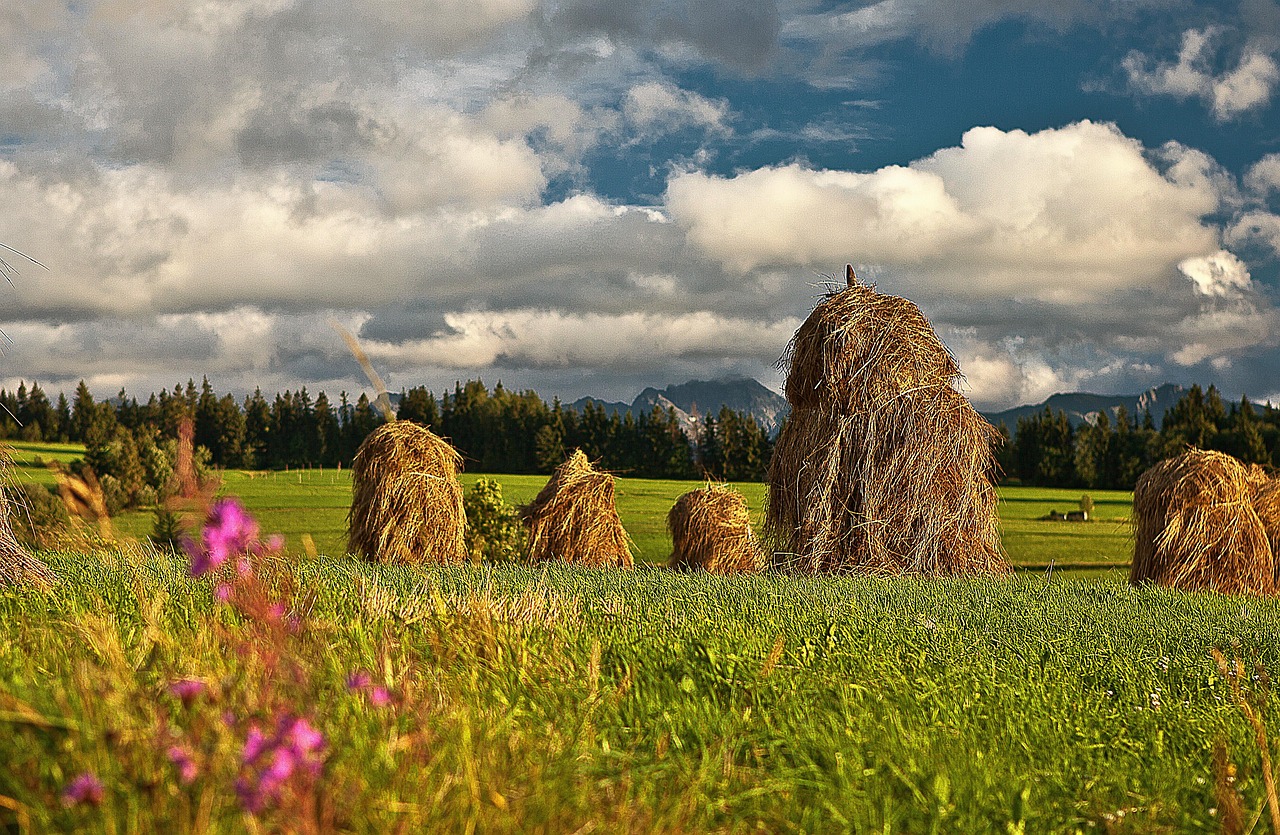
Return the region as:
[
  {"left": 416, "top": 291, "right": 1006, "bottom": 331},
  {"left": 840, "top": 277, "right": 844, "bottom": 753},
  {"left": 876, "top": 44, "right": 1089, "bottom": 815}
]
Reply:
[
  {"left": 1130, "top": 449, "right": 1274, "bottom": 595},
  {"left": 1247, "top": 465, "right": 1280, "bottom": 561},
  {"left": 766, "top": 266, "right": 1007, "bottom": 575},
  {"left": 521, "top": 450, "right": 633, "bottom": 567},
  {"left": 347, "top": 421, "right": 466, "bottom": 564},
  {"left": 667, "top": 484, "right": 763, "bottom": 574}
]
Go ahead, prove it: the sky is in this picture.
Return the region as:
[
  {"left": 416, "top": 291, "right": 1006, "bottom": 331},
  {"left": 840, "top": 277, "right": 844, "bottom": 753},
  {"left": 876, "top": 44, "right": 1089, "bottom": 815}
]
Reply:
[{"left": 2, "top": 0, "right": 1279, "bottom": 411}]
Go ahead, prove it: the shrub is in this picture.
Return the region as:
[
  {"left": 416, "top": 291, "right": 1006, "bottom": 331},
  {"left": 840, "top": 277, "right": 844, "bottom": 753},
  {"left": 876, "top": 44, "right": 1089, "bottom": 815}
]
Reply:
[
  {"left": 464, "top": 478, "right": 525, "bottom": 563},
  {"left": 97, "top": 473, "right": 127, "bottom": 517},
  {"left": 1079, "top": 494, "right": 1094, "bottom": 516},
  {"left": 149, "top": 506, "right": 184, "bottom": 552}
]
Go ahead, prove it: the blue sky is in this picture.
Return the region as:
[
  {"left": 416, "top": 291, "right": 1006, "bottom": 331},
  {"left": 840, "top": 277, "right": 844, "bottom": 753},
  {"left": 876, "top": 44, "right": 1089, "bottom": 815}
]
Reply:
[{"left": 2, "top": 0, "right": 1279, "bottom": 409}]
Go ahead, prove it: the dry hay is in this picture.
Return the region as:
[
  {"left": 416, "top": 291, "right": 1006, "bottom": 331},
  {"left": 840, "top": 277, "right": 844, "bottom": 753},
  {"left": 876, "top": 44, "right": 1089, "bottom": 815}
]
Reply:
[
  {"left": 347, "top": 421, "right": 466, "bottom": 564},
  {"left": 1247, "top": 465, "right": 1280, "bottom": 573},
  {"left": 667, "top": 484, "right": 763, "bottom": 574},
  {"left": 521, "top": 450, "right": 633, "bottom": 568},
  {"left": 766, "top": 266, "right": 1007, "bottom": 575},
  {"left": 0, "top": 450, "right": 54, "bottom": 589},
  {"left": 1130, "top": 448, "right": 1274, "bottom": 595}
]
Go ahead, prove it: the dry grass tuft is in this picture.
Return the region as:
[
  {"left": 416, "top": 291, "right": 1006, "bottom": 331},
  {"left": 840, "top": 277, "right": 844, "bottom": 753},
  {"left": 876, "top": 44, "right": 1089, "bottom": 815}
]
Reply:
[
  {"left": 766, "top": 267, "right": 1007, "bottom": 575},
  {"left": 521, "top": 450, "right": 633, "bottom": 568},
  {"left": 347, "top": 421, "right": 467, "bottom": 564},
  {"left": 667, "top": 484, "right": 763, "bottom": 574},
  {"left": 1130, "top": 449, "right": 1274, "bottom": 595}
]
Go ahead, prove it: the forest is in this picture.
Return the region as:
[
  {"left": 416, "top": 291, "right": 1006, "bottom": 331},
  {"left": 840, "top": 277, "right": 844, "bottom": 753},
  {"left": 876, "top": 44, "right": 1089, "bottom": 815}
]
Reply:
[
  {"left": 0, "top": 378, "right": 772, "bottom": 511},
  {"left": 3, "top": 377, "right": 1278, "bottom": 511}
]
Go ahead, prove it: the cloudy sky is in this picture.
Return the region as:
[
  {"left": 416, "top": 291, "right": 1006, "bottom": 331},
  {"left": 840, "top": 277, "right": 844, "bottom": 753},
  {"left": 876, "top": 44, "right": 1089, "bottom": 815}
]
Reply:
[{"left": 2, "top": 0, "right": 1280, "bottom": 410}]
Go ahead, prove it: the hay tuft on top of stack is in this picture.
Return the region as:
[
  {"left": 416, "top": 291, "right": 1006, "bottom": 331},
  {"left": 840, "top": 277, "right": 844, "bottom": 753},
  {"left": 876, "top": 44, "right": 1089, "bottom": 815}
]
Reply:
[
  {"left": 347, "top": 421, "right": 467, "bottom": 564},
  {"left": 667, "top": 484, "right": 763, "bottom": 574},
  {"left": 766, "top": 265, "right": 1008, "bottom": 575},
  {"left": 1131, "top": 448, "right": 1274, "bottom": 595},
  {"left": 521, "top": 450, "right": 633, "bottom": 567}
]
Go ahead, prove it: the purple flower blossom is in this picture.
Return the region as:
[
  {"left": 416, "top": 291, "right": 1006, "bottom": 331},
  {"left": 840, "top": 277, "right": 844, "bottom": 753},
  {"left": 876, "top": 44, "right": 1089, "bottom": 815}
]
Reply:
[
  {"left": 346, "top": 670, "right": 394, "bottom": 708},
  {"left": 185, "top": 498, "right": 282, "bottom": 577},
  {"left": 167, "top": 745, "right": 199, "bottom": 785},
  {"left": 166, "top": 678, "right": 206, "bottom": 707},
  {"left": 237, "top": 716, "right": 325, "bottom": 814},
  {"left": 242, "top": 726, "right": 269, "bottom": 764},
  {"left": 61, "top": 772, "right": 104, "bottom": 807}
]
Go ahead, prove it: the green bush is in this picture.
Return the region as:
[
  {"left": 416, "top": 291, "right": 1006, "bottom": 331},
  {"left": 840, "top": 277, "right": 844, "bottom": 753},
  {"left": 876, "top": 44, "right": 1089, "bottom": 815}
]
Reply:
[
  {"left": 463, "top": 478, "right": 525, "bottom": 563},
  {"left": 149, "top": 506, "right": 185, "bottom": 552},
  {"left": 1079, "top": 494, "right": 1095, "bottom": 516}
]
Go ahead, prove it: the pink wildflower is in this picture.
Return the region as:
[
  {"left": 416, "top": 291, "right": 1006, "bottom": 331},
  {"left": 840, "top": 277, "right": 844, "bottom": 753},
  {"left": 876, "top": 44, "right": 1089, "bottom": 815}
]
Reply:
[
  {"left": 61, "top": 772, "right": 104, "bottom": 807},
  {"left": 237, "top": 716, "right": 325, "bottom": 813},
  {"left": 166, "top": 678, "right": 206, "bottom": 707},
  {"left": 186, "top": 498, "right": 282, "bottom": 577},
  {"left": 345, "top": 670, "right": 372, "bottom": 692},
  {"left": 167, "top": 745, "right": 199, "bottom": 785}
]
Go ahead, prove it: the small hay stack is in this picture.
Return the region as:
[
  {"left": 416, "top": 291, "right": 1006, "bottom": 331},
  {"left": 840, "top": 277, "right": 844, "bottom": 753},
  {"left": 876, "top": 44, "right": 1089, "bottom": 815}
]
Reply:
[
  {"left": 766, "top": 265, "right": 1007, "bottom": 575},
  {"left": 0, "top": 455, "right": 54, "bottom": 589},
  {"left": 667, "top": 484, "right": 763, "bottom": 574},
  {"left": 347, "top": 421, "right": 466, "bottom": 564},
  {"left": 521, "top": 450, "right": 633, "bottom": 567},
  {"left": 1130, "top": 448, "right": 1274, "bottom": 595}
]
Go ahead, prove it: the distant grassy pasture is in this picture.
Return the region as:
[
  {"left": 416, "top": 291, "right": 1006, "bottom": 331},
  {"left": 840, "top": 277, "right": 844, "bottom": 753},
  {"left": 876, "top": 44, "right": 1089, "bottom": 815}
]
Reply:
[{"left": 2, "top": 440, "right": 1134, "bottom": 574}]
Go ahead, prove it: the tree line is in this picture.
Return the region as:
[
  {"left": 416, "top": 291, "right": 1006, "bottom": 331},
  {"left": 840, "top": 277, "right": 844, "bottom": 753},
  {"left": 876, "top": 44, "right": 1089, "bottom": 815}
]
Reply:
[
  {"left": 0, "top": 378, "right": 774, "bottom": 509},
  {"left": 1000, "top": 384, "right": 1280, "bottom": 489}
]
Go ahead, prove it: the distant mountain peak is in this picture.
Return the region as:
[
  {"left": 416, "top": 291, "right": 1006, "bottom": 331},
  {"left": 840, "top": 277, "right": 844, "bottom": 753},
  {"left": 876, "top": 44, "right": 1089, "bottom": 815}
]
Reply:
[
  {"left": 983, "top": 383, "right": 1189, "bottom": 434},
  {"left": 572, "top": 377, "right": 789, "bottom": 437}
]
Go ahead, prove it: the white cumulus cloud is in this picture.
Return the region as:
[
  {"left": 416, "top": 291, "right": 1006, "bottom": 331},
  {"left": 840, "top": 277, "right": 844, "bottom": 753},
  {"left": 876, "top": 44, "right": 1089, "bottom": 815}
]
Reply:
[{"left": 1123, "top": 27, "right": 1280, "bottom": 120}]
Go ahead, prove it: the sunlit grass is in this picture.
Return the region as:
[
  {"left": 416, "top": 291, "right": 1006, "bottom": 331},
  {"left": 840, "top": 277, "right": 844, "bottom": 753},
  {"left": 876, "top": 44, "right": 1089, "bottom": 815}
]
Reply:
[{"left": 4, "top": 440, "right": 1133, "bottom": 569}]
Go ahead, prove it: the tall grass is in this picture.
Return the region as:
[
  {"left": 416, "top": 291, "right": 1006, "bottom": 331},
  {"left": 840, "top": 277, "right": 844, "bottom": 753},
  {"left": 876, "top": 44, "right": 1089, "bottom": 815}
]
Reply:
[{"left": 2, "top": 543, "right": 1279, "bottom": 831}]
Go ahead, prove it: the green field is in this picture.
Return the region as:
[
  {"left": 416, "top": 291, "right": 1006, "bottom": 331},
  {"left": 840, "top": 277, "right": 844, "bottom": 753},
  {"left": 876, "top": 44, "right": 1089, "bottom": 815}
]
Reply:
[
  {"left": 2, "top": 441, "right": 1135, "bottom": 573},
  {"left": 1, "top": 555, "right": 1276, "bottom": 832},
  {"left": 4, "top": 440, "right": 1277, "bottom": 832}
]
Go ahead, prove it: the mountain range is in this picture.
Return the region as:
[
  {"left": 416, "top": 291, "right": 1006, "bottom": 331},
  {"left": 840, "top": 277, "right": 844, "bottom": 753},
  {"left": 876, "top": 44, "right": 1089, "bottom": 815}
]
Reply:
[
  {"left": 572, "top": 380, "right": 1196, "bottom": 439},
  {"left": 572, "top": 377, "right": 789, "bottom": 439},
  {"left": 979, "top": 383, "right": 1189, "bottom": 435}
]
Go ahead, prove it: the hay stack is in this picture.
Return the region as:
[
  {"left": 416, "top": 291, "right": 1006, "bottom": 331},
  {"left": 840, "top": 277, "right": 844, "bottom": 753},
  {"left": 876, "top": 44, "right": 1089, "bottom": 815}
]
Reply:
[
  {"left": 347, "top": 421, "right": 466, "bottom": 564},
  {"left": 521, "top": 450, "right": 633, "bottom": 567},
  {"left": 1245, "top": 464, "right": 1280, "bottom": 563},
  {"left": 1130, "top": 449, "right": 1274, "bottom": 595},
  {"left": 0, "top": 453, "right": 54, "bottom": 589},
  {"left": 766, "top": 265, "right": 1007, "bottom": 575},
  {"left": 667, "top": 484, "right": 763, "bottom": 574}
]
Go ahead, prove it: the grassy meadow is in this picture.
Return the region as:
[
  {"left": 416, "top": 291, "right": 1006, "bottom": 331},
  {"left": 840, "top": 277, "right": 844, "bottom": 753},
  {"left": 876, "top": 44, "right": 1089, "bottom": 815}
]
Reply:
[
  {"left": 4, "top": 441, "right": 1135, "bottom": 572},
  {"left": 9, "top": 439, "right": 1273, "bottom": 832}
]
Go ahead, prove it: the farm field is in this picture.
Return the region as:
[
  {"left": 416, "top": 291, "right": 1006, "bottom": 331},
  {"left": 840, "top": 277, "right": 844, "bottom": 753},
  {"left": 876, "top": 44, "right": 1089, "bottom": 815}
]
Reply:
[
  {"left": 3, "top": 441, "right": 1134, "bottom": 574},
  {"left": 1, "top": 554, "right": 1276, "bottom": 832},
  {"left": 3, "top": 440, "right": 1275, "bottom": 832}
]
